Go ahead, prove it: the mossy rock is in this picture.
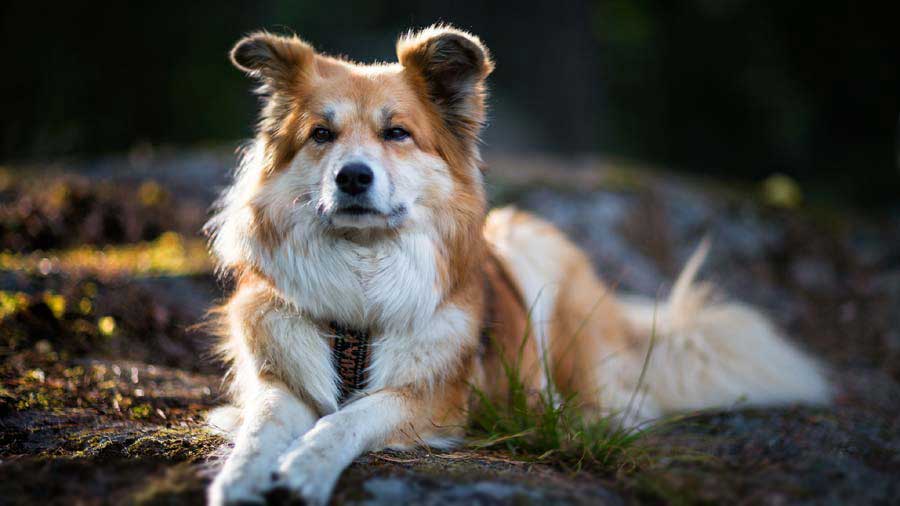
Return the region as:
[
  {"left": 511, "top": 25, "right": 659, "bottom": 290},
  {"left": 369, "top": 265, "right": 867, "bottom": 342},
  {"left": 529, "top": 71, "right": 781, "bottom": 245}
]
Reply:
[{"left": 126, "top": 427, "right": 225, "bottom": 462}]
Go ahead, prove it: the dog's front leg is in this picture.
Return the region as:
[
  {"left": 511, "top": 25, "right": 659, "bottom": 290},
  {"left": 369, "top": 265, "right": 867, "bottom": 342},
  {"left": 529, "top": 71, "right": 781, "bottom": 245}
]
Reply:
[
  {"left": 208, "top": 382, "right": 318, "bottom": 505},
  {"left": 270, "top": 389, "right": 417, "bottom": 505}
]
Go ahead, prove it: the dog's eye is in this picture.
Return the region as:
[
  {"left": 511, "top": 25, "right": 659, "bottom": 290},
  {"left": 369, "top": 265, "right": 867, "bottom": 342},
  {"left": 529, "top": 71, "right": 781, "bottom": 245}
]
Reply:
[
  {"left": 311, "top": 127, "right": 335, "bottom": 144},
  {"left": 383, "top": 127, "right": 410, "bottom": 141}
]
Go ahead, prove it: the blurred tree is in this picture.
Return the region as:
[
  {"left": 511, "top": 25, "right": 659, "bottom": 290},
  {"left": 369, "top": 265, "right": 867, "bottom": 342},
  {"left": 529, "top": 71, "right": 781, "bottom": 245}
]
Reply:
[{"left": 2, "top": 0, "right": 898, "bottom": 206}]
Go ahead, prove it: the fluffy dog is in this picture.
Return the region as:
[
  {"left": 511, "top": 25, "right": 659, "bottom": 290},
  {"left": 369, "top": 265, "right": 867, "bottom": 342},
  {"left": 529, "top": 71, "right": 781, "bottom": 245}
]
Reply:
[{"left": 205, "top": 25, "right": 829, "bottom": 505}]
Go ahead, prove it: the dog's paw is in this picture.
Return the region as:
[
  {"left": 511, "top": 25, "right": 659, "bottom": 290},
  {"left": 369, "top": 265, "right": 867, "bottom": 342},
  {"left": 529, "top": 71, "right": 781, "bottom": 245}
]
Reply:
[
  {"left": 207, "top": 466, "right": 268, "bottom": 506},
  {"left": 269, "top": 450, "right": 341, "bottom": 506}
]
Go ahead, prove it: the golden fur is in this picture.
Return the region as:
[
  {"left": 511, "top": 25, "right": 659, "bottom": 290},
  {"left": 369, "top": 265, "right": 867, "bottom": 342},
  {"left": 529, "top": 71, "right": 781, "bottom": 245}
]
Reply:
[{"left": 205, "top": 25, "right": 830, "bottom": 506}]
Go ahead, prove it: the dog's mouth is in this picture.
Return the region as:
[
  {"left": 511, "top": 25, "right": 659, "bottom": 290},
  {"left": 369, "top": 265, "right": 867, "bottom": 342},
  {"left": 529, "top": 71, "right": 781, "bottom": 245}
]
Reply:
[
  {"left": 323, "top": 202, "right": 409, "bottom": 230},
  {"left": 335, "top": 205, "right": 380, "bottom": 216}
]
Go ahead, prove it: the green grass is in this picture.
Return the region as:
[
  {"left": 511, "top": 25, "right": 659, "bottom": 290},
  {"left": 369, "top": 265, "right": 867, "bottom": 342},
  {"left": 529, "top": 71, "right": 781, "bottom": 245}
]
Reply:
[{"left": 467, "top": 297, "right": 662, "bottom": 473}]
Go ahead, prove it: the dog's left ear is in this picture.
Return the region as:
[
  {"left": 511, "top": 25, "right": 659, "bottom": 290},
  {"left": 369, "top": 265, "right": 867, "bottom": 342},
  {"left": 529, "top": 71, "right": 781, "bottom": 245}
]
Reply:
[{"left": 397, "top": 26, "right": 494, "bottom": 142}]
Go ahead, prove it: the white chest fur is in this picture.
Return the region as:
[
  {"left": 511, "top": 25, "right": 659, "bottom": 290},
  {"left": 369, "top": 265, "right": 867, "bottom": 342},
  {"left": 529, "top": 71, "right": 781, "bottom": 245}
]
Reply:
[
  {"left": 251, "top": 225, "right": 472, "bottom": 411},
  {"left": 263, "top": 226, "right": 443, "bottom": 335}
]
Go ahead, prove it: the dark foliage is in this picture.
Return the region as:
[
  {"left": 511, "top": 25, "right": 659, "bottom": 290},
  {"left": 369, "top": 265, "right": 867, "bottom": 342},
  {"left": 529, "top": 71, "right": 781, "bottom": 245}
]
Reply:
[{"left": 1, "top": 1, "right": 898, "bottom": 205}]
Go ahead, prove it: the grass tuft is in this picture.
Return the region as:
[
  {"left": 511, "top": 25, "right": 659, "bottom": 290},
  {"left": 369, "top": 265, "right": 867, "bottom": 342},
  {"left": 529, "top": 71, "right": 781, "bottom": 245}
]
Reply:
[{"left": 467, "top": 298, "right": 663, "bottom": 473}]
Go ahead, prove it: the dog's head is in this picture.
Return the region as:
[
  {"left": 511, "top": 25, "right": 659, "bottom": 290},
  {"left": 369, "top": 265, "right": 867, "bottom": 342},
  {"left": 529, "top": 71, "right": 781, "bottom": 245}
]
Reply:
[{"left": 226, "top": 26, "right": 493, "bottom": 243}]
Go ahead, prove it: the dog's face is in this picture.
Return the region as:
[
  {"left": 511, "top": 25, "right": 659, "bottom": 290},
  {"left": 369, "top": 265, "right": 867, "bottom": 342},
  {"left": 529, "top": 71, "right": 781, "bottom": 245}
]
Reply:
[
  {"left": 274, "top": 68, "right": 444, "bottom": 232},
  {"left": 230, "top": 27, "right": 493, "bottom": 239}
]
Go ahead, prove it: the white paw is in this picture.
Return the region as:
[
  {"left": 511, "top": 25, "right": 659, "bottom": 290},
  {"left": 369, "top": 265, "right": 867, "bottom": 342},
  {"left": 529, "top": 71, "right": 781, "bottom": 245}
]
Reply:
[
  {"left": 268, "top": 446, "right": 342, "bottom": 506},
  {"left": 208, "top": 462, "right": 273, "bottom": 506}
]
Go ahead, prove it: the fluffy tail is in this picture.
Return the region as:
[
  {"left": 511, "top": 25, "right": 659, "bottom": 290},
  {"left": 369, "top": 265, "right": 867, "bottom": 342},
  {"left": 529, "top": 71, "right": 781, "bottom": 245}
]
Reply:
[{"left": 618, "top": 239, "right": 831, "bottom": 421}]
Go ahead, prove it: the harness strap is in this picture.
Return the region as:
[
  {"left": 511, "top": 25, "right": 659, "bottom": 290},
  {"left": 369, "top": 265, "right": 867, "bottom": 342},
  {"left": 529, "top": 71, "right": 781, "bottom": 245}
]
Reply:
[
  {"left": 480, "top": 268, "right": 497, "bottom": 351},
  {"left": 328, "top": 321, "right": 371, "bottom": 405},
  {"left": 480, "top": 250, "right": 527, "bottom": 352}
]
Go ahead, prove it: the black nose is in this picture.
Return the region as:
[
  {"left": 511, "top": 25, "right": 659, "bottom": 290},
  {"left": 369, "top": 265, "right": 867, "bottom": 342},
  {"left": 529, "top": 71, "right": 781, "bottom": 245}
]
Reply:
[{"left": 335, "top": 163, "right": 374, "bottom": 196}]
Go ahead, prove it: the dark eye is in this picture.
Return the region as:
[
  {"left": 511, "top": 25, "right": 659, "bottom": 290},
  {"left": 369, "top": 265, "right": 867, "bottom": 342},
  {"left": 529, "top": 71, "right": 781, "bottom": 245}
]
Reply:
[
  {"left": 311, "top": 127, "right": 334, "bottom": 144},
  {"left": 383, "top": 127, "right": 410, "bottom": 141}
]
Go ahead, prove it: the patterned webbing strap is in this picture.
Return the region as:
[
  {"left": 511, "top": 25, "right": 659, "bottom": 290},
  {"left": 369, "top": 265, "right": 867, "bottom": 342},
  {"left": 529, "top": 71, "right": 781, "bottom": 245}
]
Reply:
[
  {"left": 480, "top": 273, "right": 496, "bottom": 350},
  {"left": 479, "top": 250, "right": 525, "bottom": 351},
  {"left": 328, "top": 321, "right": 371, "bottom": 405}
]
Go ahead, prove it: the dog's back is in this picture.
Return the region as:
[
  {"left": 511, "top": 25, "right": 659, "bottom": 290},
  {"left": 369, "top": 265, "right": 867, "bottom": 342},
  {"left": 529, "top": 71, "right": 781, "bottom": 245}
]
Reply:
[{"left": 485, "top": 207, "right": 830, "bottom": 425}]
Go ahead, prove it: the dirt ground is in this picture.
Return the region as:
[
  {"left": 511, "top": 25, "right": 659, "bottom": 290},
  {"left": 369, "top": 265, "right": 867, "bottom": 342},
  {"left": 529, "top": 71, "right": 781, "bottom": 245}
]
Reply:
[{"left": 1, "top": 150, "right": 898, "bottom": 505}]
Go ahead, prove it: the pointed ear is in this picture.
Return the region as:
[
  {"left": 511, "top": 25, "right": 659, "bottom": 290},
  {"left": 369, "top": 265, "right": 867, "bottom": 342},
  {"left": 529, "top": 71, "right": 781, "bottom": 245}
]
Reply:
[
  {"left": 397, "top": 26, "right": 494, "bottom": 141},
  {"left": 230, "top": 32, "right": 314, "bottom": 88}
]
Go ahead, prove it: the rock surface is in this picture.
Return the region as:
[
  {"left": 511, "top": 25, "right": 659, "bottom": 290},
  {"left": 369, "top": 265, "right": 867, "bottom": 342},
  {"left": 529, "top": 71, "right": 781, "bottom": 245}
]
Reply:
[{"left": 1, "top": 150, "right": 898, "bottom": 505}]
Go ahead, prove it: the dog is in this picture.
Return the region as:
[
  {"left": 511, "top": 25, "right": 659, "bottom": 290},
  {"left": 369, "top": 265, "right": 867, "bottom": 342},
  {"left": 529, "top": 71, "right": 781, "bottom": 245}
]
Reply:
[{"left": 204, "top": 25, "right": 830, "bottom": 505}]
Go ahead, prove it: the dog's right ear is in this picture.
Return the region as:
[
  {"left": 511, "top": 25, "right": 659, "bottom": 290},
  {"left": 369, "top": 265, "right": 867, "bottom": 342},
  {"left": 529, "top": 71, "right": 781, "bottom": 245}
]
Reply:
[{"left": 230, "top": 32, "right": 314, "bottom": 87}]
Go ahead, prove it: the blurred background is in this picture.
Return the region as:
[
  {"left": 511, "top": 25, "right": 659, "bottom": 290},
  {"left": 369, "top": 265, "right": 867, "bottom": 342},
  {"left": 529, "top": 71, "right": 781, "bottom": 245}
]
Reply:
[
  {"left": 2, "top": 1, "right": 899, "bottom": 207},
  {"left": 3, "top": 4, "right": 900, "bottom": 503}
]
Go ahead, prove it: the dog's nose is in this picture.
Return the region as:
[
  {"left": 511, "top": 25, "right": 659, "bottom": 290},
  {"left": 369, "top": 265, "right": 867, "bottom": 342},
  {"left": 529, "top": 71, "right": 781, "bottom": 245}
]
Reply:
[{"left": 335, "top": 163, "right": 374, "bottom": 196}]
